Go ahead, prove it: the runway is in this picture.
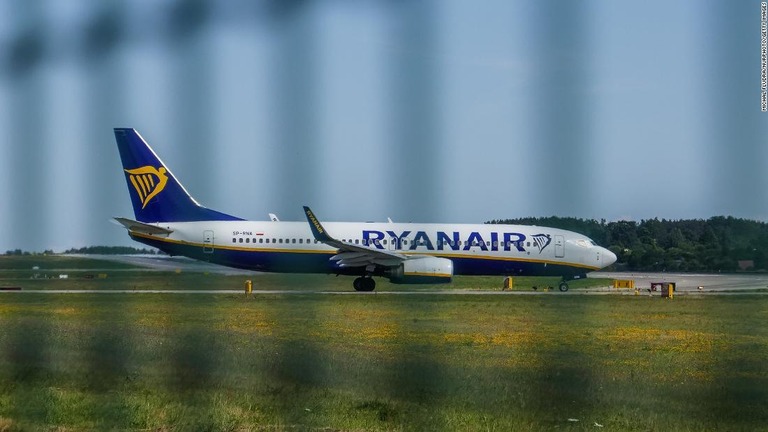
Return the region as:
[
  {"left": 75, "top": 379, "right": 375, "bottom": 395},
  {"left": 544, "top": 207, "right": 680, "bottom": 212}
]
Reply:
[
  {"left": 6, "top": 255, "right": 767, "bottom": 295},
  {"left": 65, "top": 254, "right": 256, "bottom": 275},
  {"left": 592, "top": 272, "right": 768, "bottom": 292},
  {"left": 78, "top": 256, "right": 768, "bottom": 291},
  {"left": 3, "top": 287, "right": 767, "bottom": 296}
]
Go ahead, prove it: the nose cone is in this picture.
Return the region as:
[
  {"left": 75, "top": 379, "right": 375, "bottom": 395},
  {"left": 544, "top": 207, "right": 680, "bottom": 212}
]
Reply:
[{"left": 601, "top": 248, "right": 617, "bottom": 268}]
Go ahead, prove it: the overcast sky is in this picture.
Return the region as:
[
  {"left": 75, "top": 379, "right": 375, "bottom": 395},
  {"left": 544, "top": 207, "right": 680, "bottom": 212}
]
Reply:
[{"left": 1, "top": 0, "right": 766, "bottom": 252}]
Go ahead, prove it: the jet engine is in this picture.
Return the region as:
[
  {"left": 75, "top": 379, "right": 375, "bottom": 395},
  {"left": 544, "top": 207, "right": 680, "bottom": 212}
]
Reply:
[{"left": 387, "top": 257, "right": 453, "bottom": 284}]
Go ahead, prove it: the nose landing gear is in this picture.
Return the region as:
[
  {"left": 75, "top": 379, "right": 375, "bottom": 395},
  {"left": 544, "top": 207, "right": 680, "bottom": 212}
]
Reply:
[{"left": 559, "top": 273, "right": 587, "bottom": 292}]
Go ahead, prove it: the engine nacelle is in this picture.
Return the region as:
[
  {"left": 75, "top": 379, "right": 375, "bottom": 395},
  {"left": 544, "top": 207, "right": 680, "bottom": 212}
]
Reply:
[{"left": 388, "top": 257, "right": 453, "bottom": 284}]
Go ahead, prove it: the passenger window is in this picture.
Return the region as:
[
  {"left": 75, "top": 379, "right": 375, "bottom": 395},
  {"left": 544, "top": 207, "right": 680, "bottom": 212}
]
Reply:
[
  {"left": 239, "top": 238, "right": 243, "bottom": 243},
  {"left": 292, "top": 239, "right": 296, "bottom": 244},
  {"left": 355, "top": 239, "right": 359, "bottom": 244},
  {"left": 259, "top": 239, "right": 263, "bottom": 244},
  {"left": 383, "top": 240, "right": 388, "bottom": 245},
  {"left": 486, "top": 241, "right": 490, "bottom": 246},
  {"left": 246, "top": 238, "right": 250, "bottom": 243},
  {"left": 299, "top": 239, "right": 303, "bottom": 244},
  {"left": 232, "top": 238, "right": 236, "bottom": 243}
]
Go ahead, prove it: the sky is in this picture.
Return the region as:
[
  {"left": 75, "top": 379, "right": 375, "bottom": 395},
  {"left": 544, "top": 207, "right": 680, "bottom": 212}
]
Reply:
[{"left": 0, "top": 0, "right": 766, "bottom": 252}]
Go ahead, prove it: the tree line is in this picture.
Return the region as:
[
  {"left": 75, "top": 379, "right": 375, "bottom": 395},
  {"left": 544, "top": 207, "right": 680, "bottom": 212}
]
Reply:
[{"left": 487, "top": 216, "right": 768, "bottom": 272}]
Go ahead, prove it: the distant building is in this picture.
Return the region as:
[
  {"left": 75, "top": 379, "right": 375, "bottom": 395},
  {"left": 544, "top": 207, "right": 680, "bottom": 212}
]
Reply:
[{"left": 738, "top": 260, "right": 755, "bottom": 271}]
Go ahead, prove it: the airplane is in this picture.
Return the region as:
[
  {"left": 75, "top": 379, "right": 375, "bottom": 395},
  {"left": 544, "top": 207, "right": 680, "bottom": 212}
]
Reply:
[{"left": 113, "top": 128, "right": 617, "bottom": 292}]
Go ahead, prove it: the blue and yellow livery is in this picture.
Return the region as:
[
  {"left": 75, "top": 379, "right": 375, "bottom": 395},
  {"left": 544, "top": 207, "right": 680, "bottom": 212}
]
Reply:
[{"left": 114, "top": 128, "right": 616, "bottom": 291}]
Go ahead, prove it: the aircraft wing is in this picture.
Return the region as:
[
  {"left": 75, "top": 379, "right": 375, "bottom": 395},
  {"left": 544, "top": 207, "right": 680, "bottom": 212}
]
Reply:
[
  {"left": 113, "top": 217, "right": 173, "bottom": 236},
  {"left": 303, "top": 206, "right": 406, "bottom": 268}
]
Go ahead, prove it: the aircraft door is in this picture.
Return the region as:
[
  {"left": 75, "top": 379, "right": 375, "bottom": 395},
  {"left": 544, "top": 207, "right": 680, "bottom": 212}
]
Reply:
[
  {"left": 203, "top": 230, "right": 214, "bottom": 253},
  {"left": 554, "top": 235, "right": 565, "bottom": 258}
]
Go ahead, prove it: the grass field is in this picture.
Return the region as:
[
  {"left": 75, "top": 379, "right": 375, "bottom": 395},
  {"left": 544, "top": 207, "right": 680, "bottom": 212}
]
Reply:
[{"left": 1, "top": 256, "right": 768, "bottom": 431}]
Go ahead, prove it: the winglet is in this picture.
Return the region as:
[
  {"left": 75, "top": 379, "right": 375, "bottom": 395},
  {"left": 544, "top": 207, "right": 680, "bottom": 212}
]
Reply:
[{"left": 303, "top": 206, "right": 335, "bottom": 243}]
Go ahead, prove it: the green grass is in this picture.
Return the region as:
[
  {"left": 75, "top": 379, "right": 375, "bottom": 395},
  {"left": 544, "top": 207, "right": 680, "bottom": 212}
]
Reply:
[
  {"left": 1, "top": 256, "right": 767, "bottom": 430},
  {"left": 2, "top": 294, "right": 767, "bottom": 430}
]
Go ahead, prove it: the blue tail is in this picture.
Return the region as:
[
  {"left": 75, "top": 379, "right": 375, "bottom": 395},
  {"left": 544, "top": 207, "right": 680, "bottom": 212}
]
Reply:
[{"left": 114, "top": 128, "right": 242, "bottom": 223}]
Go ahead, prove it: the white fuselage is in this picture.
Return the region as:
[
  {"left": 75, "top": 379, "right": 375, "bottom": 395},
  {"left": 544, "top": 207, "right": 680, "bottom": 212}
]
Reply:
[{"left": 130, "top": 220, "right": 615, "bottom": 278}]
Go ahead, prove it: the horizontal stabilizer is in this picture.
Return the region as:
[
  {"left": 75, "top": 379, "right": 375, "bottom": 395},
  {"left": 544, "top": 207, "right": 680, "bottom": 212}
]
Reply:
[{"left": 113, "top": 217, "right": 173, "bottom": 236}]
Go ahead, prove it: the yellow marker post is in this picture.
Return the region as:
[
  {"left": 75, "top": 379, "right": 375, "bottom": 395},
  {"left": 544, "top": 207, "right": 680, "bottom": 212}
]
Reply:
[
  {"left": 245, "top": 279, "right": 253, "bottom": 295},
  {"left": 503, "top": 276, "right": 513, "bottom": 291},
  {"left": 660, "top": 282, "right": 675, "bottom": 299}
]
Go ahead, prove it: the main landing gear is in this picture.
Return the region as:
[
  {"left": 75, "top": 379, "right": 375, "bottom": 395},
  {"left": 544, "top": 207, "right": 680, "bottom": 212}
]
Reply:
[
  {"left": 558, "top": 281, "right": 569, "bottom": 292},
  {"left": 353, "top": 276, "right": 376, "bottom": 292}
]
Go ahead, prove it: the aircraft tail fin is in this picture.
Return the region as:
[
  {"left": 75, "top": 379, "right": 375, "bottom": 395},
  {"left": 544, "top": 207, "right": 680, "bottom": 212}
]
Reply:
[{"left": 114, "top": 128, "right": 242, "bottom": 223}]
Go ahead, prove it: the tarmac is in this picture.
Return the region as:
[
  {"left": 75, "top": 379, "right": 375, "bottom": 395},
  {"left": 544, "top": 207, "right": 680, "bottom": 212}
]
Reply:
[
  {"left": 4, "top": 255, "right": 766, "bottom": 295},
  {"left": 593, "top": 271, "right": 768, "bottom": 292}
]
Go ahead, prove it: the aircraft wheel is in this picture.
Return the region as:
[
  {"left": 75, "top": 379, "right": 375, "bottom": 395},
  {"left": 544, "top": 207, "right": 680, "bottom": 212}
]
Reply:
[
  {"left": 353, "top": 277, "right": 364, "bottom": 291},
  {"left": 558, "top": 281, "right": 569, "bottom": 292},
  {"left": 353, "top": 277, "right": 376, "bottom": 292},
  {"left": 361, "top": 277, "right": 376, "bottom": 292}
]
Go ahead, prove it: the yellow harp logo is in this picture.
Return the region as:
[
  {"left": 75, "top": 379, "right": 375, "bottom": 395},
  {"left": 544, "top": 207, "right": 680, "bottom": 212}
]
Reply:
[{"left": 125, "top": 166, "right": 168, "bottom": 209}]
